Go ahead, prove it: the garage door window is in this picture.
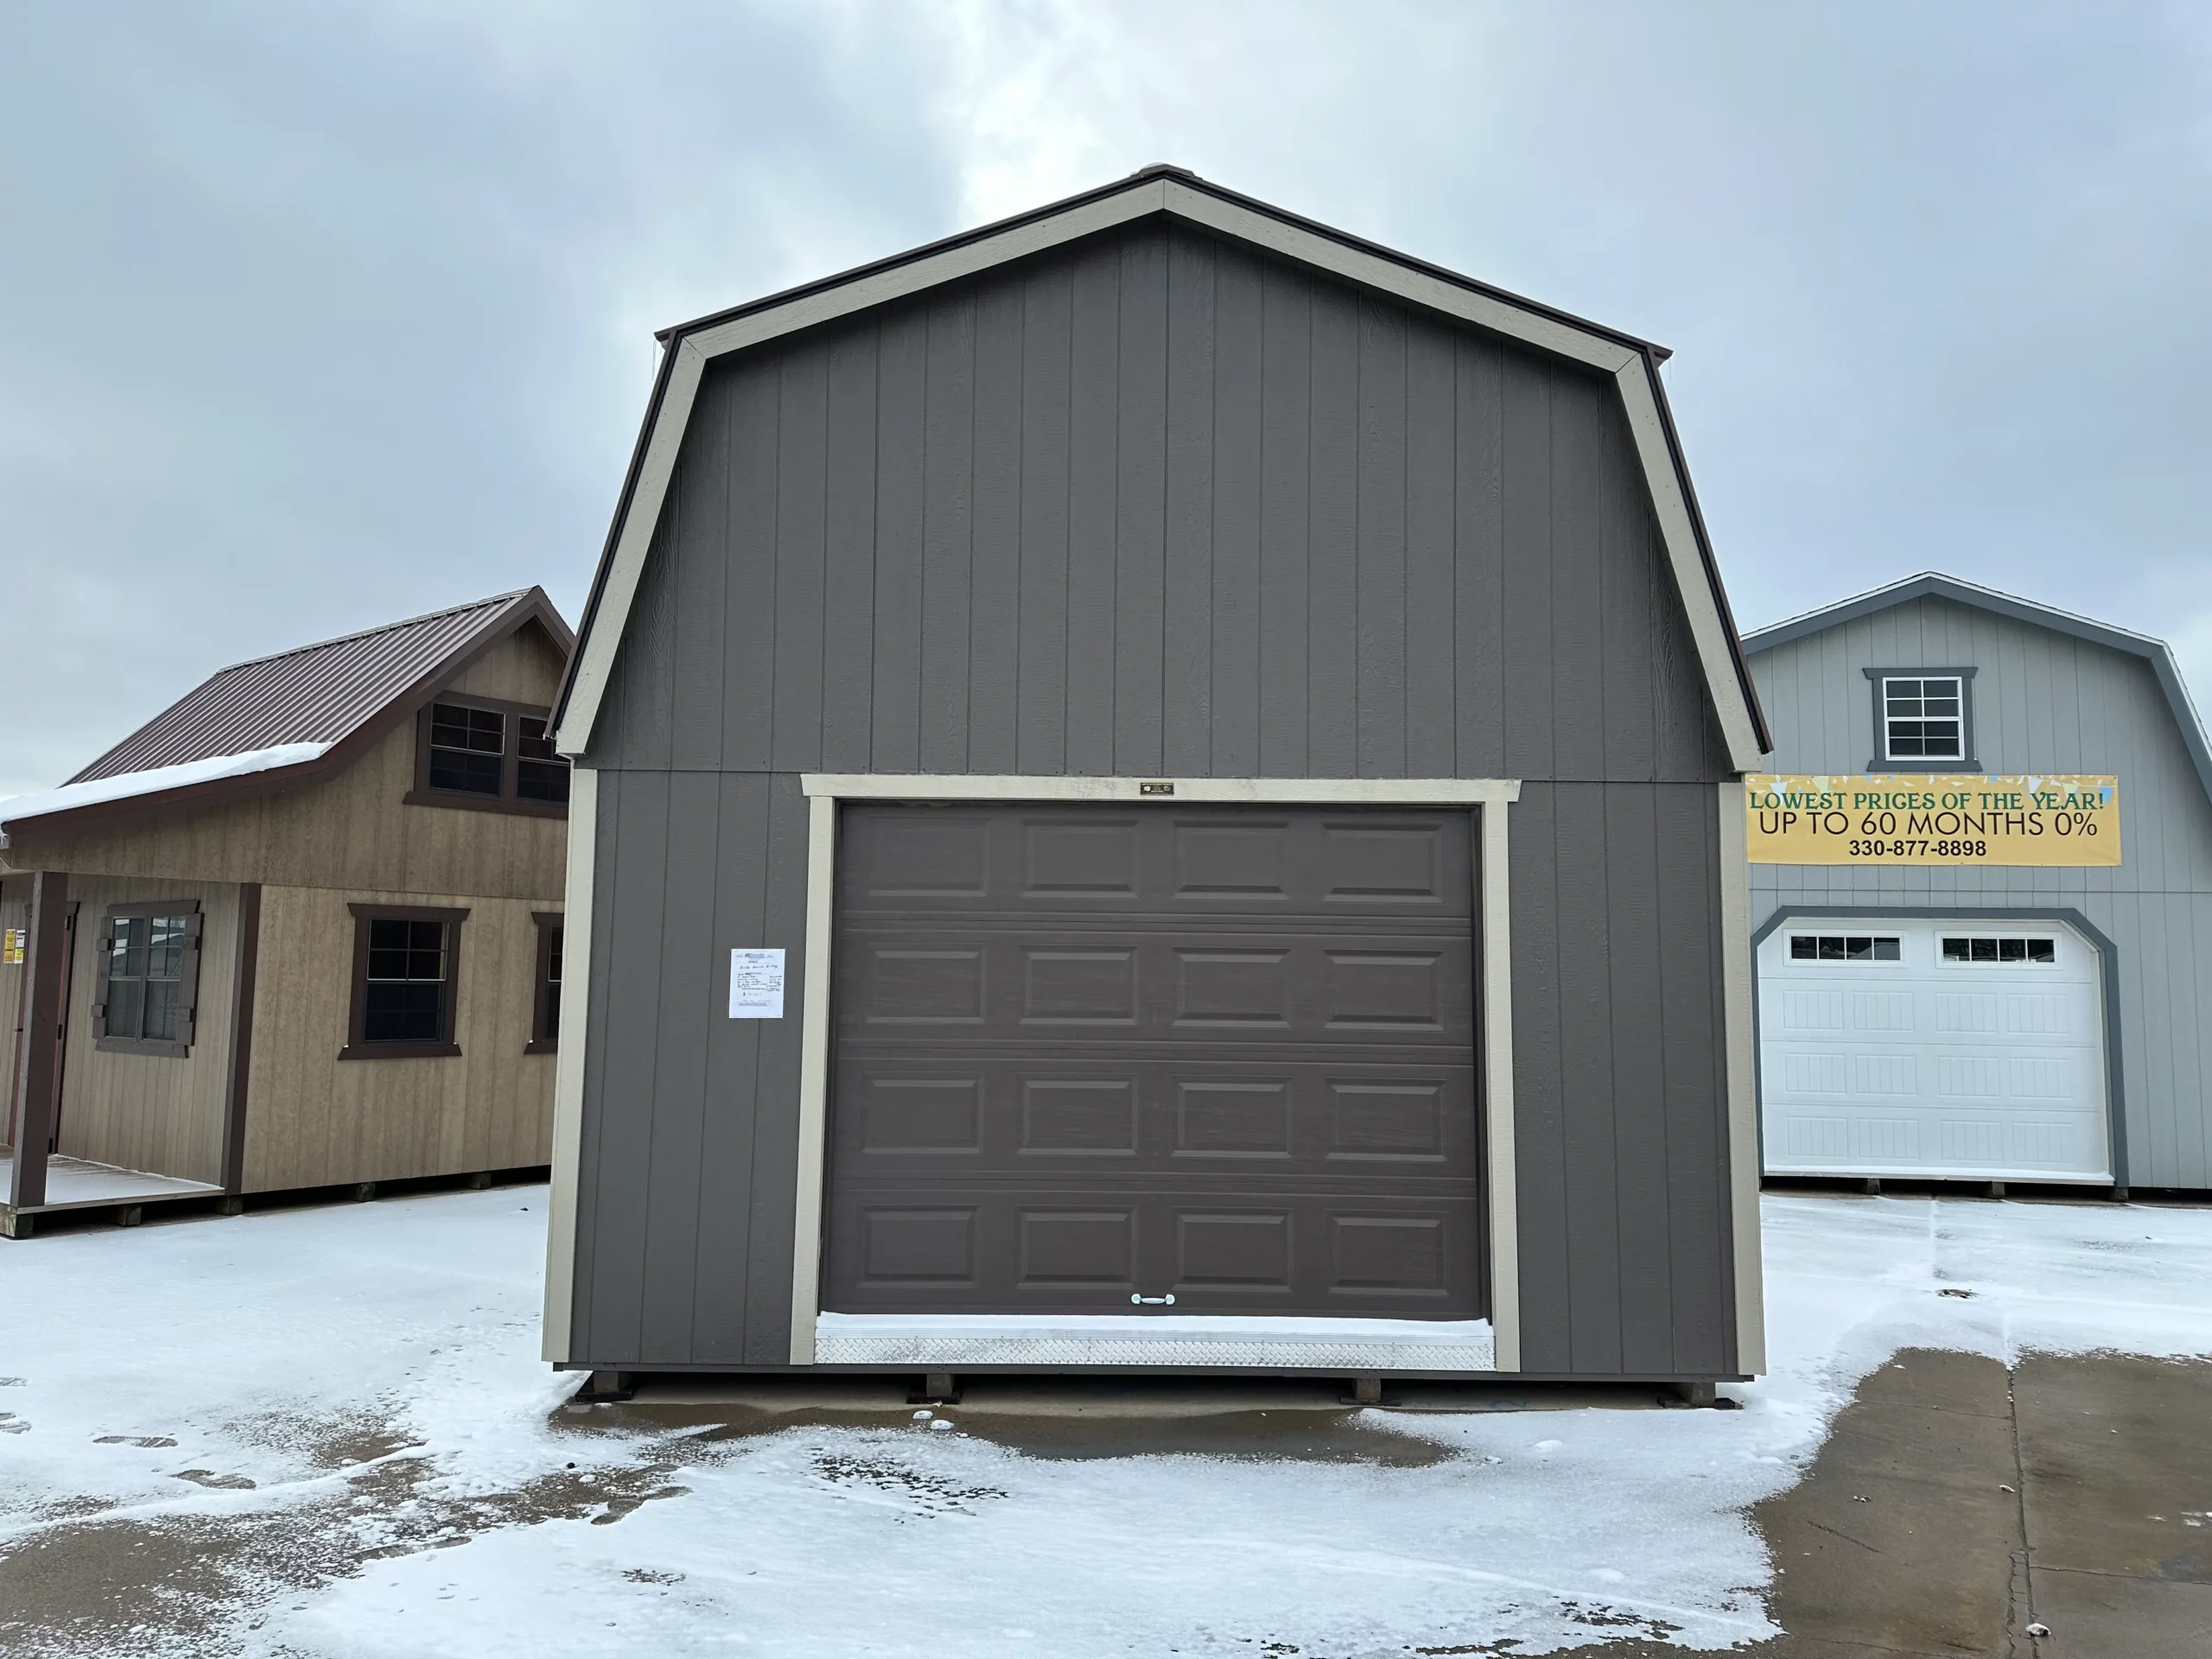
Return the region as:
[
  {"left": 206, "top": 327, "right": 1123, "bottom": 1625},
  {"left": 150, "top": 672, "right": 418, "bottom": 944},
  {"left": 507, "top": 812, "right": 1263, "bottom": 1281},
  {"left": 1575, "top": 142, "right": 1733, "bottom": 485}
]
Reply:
[
  {"left": 1789, "top": 934, "right": 1900, "bottom": 962},
  {"left": 1942, "top": 936, "right": 2056, "bottom": 964}
]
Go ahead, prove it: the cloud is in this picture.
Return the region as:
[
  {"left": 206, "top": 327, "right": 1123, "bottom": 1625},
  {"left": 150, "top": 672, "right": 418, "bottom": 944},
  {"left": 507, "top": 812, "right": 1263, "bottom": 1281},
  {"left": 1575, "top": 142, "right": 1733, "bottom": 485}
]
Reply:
[{"left": 3, "top": 1, "right": 2210, "bottom": 791}]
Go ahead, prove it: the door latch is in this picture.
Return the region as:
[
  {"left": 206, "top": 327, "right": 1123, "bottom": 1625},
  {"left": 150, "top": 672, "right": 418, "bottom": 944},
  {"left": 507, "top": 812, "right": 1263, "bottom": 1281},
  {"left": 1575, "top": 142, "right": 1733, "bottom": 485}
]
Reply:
[{"left": 1129, "top": 1293, "right": 1177, "bottom": 1306}]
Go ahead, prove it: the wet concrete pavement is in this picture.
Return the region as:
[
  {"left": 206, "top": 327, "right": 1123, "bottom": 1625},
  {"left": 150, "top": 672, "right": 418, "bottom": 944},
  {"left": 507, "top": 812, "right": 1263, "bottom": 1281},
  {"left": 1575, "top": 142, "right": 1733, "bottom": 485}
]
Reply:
[
  {"left": 4, "top": 1353, "right": 2206, "bottom": 1655},
  {"left": 1609, "top": 1350, "right": 2212, "bottom": 1657}
]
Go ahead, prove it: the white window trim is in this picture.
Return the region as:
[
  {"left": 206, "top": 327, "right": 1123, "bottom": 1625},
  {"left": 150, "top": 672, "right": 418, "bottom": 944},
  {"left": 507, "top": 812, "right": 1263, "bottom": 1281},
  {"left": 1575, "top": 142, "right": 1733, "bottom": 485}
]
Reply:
[
  {"left": 789, "top": 774, "right": 1525, "bottom": 1373},
  {"left": 1881, "top": 674, "right": 1966, "bottom": 763}
]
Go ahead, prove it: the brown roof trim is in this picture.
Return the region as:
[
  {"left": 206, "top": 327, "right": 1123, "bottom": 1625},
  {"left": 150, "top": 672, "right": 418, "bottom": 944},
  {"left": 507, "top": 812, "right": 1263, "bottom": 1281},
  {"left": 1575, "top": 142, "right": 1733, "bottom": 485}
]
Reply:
[
  {"left": 6, "top": 588, "right": 572, "bottom": 845},
  {"left": 654, "top": 164, "right": 1672, "bottom": 359}
]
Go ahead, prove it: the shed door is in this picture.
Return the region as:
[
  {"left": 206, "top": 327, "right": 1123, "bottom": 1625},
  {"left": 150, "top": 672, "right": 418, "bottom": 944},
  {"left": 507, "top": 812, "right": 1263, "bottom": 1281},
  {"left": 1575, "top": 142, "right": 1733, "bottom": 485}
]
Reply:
[
  {"left": 1758, "top": 917, "right": 2110, "bottom": 1182},
  {"left": 825, "top": 804, "right": 1483, "bottom": 1318}
]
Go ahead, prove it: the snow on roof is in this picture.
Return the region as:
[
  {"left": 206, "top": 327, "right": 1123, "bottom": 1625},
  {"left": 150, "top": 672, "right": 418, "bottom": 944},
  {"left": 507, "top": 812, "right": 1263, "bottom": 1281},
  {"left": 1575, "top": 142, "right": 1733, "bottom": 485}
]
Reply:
[{"left": 0, "top": 741, "right": 332, "bottom": 839}]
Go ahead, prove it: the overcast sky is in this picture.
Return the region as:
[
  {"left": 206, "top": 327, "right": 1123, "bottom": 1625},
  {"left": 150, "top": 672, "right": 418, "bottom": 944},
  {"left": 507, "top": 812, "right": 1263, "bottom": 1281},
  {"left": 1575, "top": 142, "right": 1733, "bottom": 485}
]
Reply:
[{"left": 3, "top": 1, "right": 2209, "bottom": 796}]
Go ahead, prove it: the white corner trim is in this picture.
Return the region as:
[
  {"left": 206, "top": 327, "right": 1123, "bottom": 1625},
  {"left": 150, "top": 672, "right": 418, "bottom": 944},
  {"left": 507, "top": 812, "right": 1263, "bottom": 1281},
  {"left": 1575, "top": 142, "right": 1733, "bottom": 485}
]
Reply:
[
  {"left": 1478, "top": 800, "right": 1521, "bottom": 1372},
  {"left": 540, "top": 766, "right": 597, "bottom": 1362},
  {"left": 1159, "top": 181, "right": 1635, "bottom": 376},
  {"left": 814, "top": 1313, "right": 1497, "bottom": 1371},
  {"left": 555, "top": 339, "right": 708, "bottom": 756},
  {"left": 801, "top": 774, "right": 1522, "bottom": 804},
  {"left": 1613, "top": 361, "right": 1765, "bottom": 772},
  {"left": 1716, "top": 781, "right": 1765, "bottom": 1376},
  {"left": 786, "top": 793, "right": 840, "bottom": 1365}
]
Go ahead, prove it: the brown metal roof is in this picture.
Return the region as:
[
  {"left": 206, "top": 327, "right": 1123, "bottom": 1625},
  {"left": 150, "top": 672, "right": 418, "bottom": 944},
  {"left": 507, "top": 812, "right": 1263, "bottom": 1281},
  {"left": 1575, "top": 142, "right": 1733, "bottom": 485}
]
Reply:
[{"left": 73, "top": 589, "right": 573, "bottom": 784}]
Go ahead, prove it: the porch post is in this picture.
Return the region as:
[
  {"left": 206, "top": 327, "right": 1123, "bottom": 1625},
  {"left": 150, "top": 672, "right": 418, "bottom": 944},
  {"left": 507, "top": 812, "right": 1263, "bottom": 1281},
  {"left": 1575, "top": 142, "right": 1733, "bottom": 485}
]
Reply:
[{"left": 10, "top": 869, "right": 70, "bottom": 1211}]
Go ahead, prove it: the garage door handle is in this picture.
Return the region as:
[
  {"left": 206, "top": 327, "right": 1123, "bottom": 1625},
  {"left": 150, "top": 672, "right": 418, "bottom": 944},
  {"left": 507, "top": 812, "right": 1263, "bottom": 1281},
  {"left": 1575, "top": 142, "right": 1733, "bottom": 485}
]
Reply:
[{"left": 1130, "top": 1294, "right": 1177, "bottom": 1306}]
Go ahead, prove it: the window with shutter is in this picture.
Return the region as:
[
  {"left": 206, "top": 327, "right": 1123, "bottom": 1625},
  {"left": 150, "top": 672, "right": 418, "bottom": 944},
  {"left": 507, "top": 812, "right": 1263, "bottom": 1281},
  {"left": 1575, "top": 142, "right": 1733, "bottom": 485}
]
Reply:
[{"left": 94, "top": 901, "right": 203, "bottom": 1057}]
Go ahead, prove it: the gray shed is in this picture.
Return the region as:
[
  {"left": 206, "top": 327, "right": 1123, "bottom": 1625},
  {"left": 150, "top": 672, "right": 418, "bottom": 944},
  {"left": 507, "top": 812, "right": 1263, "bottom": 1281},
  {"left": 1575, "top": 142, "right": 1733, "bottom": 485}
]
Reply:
[
  {"left": 1745, "top": 572, "right": 2212, "bottom": 1195},
  {"left": 541, "top": 166, "right": 1771, "bottom": 1392}
]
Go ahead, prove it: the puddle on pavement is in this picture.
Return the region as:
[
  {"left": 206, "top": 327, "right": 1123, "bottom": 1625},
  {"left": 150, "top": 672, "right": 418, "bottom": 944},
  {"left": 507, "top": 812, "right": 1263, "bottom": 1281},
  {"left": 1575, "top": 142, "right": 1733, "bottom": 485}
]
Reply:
[
  {"left": 0, "top": 1414, "right": 696, "bottom": 1658},
  {"left": 563, "top": 1372, "right": 1675, "bottom": 1465}
]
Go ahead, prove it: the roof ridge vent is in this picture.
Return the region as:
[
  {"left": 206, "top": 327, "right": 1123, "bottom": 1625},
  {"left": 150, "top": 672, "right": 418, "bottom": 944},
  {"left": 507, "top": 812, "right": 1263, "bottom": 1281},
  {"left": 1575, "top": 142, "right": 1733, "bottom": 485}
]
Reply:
[{"left": 218, "top": 589, "right": 532, "bottom": 672}]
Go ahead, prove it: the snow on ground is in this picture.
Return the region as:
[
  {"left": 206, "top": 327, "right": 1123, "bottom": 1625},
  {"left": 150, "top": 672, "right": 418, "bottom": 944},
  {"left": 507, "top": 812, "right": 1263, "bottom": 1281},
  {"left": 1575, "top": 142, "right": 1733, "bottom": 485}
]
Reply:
[{"left": 4, "top": 1190, "right": 2211, "bottom": 1656}]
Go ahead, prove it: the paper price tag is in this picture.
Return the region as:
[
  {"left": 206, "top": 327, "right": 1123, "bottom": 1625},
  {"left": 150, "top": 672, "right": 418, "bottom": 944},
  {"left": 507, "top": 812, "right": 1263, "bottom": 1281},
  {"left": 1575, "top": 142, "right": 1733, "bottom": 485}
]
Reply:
[{"left": 728, "top": 948, "right": 785, "bottom": 1019}]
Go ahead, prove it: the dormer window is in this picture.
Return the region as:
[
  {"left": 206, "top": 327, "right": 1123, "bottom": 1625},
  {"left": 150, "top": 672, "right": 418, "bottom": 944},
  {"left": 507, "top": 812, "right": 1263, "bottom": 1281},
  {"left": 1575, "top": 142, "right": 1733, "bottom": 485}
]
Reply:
[
  {"left": 429, "top": 704, "right": 505, "bottom": 795},
  {"left": 410, "top": 696, "right": 569, "bottom": 815},
  {"left": 1866, "top": 667, "right": 1978, "bottom": 771}
]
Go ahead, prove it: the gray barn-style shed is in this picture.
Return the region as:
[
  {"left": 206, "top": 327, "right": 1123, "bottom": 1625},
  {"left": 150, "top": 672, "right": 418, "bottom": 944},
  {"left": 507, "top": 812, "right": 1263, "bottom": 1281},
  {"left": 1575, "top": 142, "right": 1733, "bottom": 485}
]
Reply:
[
  {"left": 542, "top": 167, "right": 1772, "bottom": 1392},
  {"left": 1746, "top": 573, "right": 2212, "bottom": 1194}
]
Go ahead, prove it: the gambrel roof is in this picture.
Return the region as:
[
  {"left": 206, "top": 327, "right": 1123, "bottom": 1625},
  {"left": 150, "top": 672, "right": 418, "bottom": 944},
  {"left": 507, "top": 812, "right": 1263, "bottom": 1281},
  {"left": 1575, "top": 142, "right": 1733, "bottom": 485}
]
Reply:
[
  {"left": 1744, "top": 569, "right": 2212, "bottom": 807},
  {"left": 554, "top": 164, "right": 1770, "bottom": 768},
  {"left": 1, "top": 588, "right": 572, "bottom": 840}
]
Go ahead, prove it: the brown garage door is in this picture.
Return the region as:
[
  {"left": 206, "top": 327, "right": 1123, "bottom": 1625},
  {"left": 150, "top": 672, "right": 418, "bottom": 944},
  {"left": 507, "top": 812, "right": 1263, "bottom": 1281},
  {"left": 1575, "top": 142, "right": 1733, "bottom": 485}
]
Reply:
[{"left": 823, "top": 804, "right": 1482, "bottom": 1319}]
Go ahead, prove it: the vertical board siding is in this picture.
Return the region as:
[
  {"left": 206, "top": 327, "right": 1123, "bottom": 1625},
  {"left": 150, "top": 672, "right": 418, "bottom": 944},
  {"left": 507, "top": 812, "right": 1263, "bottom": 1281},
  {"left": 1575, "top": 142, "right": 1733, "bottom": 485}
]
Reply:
[
  {"left": 690, "top": 772, "right": 773, "bottom": 1357},
  {"left": 769, "top": 353, "right": 830, "bottom": 775},
  {"left": 240, "top": 885, "right": 554, "bottom": 1192},
  {"left": 569, "top": 220, "right": 1745, "bottom": 1372},
  {"left": 820, "top": 334, "right": 879, "bottom": 772},
  {"left": 55, "top": 877, "right": 240, "bottom": 1185},
  {"left": 969, "top": 284, "right": 1026, "bottom": 776},
  {"left": 1356, "top": 302, "right": 1408, "bottom": 779},
  {"left": 1209, "top": 249, "right": 1264, "bottom": 777},
  {"left": 1162, "top": 232, "right": 1216, "bottom": 776},
  {"left": 1505, "top": 783, "right": 1732, "bottom": 1376},
  {"left": 919, "top": 296, "right": 977, "bottom": 774},
  {"left": 870, "top": 312, "right": 928, "bottom": 772},
  {"left": 1256, "top": 264, "right": 1313, "bottom": 777},
  {"left": 1064, "top": 245, "right": 1121, "bottom": 776},
  {"left": 1750, "top": 594, "right": 2212, "bottom": 1188},
  {"left": 1114, "top": 234, "right": 1169, "bottom": 776}
]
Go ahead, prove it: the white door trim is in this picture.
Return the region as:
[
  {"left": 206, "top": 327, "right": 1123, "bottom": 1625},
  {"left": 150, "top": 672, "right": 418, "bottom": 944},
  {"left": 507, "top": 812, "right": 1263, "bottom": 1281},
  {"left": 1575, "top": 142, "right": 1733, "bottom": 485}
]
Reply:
[{"left": 789, "top": 774, "right": 1524, "bottom": 1370}]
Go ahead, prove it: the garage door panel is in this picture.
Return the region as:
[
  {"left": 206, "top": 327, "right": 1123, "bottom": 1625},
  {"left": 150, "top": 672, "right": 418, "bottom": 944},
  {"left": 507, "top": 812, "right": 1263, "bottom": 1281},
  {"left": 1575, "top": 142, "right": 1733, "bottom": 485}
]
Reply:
[
  {"left": 832, "top": 1055, "right": 1477, "bottom": 1173},
  {"left": 1328, "top": 1079, "right": 1450, "bottom": 1160},
  {"left": 858, "top": 945, "right": 985, "bottom": 1024},
  {"left": 1759, "top": 917, "right": 2110, "bottom": 1182},
  {"left": 838, "top": 807, "right": 1472, "bottom": 918},
  {"left": 1173, "top": 1079, "right": 1293, "bottom": 1158},
  {"left": 1020, "top": 1078, "right": 1140, "bottom": 1154},
  {"left": 1020, "top": 946, "right": 1140, "bottom": 1024},
  {"left": 858, "top": 1076, "right": 982, "bottom": 1154},
  {"left": 1172, "top": 820, "right": 1292, "bottom": 899},
  {"left": 1018, "top": 1210, "right": 1135, "bottom": 1287},
  {"left": 1023, "top": 817, "right": 1142, "bottom": 899},
  {"left": 826, "top": 1183, "right": 1479, "bottom": 1313},
  {"left": 841, "top": 929, "right": 1474, "bottom": 1046},
  {"left": 857, "top": 1208, "right": 979, "bottom": 1289},
  {"left": 829, "top": 804, "right": 1481, "bottom": 1319},
  {"left": 845, "top": 812, "right": 994, "bottom": 899}
]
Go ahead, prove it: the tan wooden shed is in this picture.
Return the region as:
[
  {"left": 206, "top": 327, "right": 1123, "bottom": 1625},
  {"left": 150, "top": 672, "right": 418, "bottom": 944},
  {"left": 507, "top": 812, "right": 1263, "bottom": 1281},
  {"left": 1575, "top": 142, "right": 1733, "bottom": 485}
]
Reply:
[{"left": 1, "top": 588, "right": 573, "bottom": 1236}]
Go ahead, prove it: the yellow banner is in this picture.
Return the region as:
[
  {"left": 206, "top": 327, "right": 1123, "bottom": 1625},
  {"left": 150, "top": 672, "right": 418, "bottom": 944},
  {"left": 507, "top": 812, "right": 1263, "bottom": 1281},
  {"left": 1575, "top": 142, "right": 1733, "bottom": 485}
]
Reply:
[{"left": 1745, "top": 775, "right": 2120, "bottom": 866}]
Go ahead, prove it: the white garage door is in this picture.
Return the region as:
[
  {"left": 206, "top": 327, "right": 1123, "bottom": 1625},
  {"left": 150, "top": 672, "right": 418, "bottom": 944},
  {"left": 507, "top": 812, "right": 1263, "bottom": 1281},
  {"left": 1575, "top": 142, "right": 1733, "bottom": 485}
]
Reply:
[{"left": 1758, "top": 917, "right": 2111, "bottom": 1183}]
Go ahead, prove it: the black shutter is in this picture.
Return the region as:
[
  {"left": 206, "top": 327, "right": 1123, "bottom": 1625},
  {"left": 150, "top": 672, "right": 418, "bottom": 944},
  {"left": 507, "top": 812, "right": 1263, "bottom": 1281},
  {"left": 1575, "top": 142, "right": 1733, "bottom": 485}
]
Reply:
[{"left": 175, "top": 908, "right": 205, "bottom": 1049}]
